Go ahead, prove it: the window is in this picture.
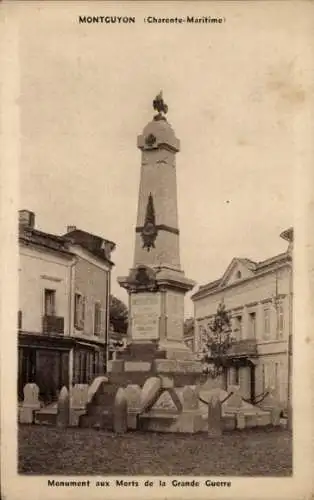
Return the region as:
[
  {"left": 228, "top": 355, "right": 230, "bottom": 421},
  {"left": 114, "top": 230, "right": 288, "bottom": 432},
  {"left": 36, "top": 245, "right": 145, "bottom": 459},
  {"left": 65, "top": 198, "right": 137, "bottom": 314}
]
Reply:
[
  {"left": 79, "top": 351, "right": 88, "bottom": 384},
  {"left": 275, "top": 362, "right": 280, "bottom": 397},
  {"left": 74, "top": 293, "right": 85, "bottom": 330},
  {"left": 234, "top": 315, "right": 242, "bottom": 340},
  {"left": 263, "top": 363, "right": 273, "bottom": 390},
  {"left": 235, "top": 367, "right": 239, "bottom": 385},
  {"left": 263, "top": 306, "right": 270, "bottom": 339},
  {"left": 94, "top": 302, "right": 101, "bottom": 336},
  {"left": 277, "top": 300, "right": 284, "bottom": 339},
  {"left": 236, "top": 270, "right": 242, "bottom": 279},
  {"left": 74, "top": 351, "right": 80, "bottom": 384},
  {"left": 249, "top": 312, "right": 256, "bottom": 338},
  {"left": 44, "top": 289, "right": 56, "bottom": 316},
  {"left": 93, "top": 351, "right": 99, "bottom": 376}
]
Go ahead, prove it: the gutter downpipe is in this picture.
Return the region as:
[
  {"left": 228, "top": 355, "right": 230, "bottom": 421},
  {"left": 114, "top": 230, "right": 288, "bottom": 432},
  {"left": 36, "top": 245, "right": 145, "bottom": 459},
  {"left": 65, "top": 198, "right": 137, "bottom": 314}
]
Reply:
[
  {"left": 68, "top": 256, "right": 78, "bottom": 394},
  {"left": 105, "top": 268, "right": 111, "bottom": 374},
  {"left": 287, "top": 255, "right": 293, "bottom": 430}
]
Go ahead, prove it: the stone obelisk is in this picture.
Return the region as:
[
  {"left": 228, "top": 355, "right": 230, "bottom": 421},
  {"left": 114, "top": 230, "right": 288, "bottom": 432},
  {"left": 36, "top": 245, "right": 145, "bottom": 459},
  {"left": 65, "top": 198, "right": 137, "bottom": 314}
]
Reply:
[{"left": 111, "top": 93, "right": 202, "bottom": 386}]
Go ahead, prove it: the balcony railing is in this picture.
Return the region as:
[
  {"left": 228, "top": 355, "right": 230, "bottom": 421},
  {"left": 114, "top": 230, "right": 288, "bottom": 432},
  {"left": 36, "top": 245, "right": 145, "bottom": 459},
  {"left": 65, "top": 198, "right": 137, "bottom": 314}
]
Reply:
[
  {"left": 227, "top": 338, "right": 258, "bottom": 357},
  {"left": 42, "top": 315, "right": 64, "bottom": 335}
]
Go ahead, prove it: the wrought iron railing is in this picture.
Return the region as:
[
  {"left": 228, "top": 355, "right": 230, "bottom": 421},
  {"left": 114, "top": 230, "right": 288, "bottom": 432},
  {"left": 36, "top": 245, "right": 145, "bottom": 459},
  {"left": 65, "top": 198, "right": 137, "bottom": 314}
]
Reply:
[
  {"left": 227, "top": 338, "right": 258, "bottom": 357},
  {"left": 42, "top": 315, "right": 64, "bottom": 335}
]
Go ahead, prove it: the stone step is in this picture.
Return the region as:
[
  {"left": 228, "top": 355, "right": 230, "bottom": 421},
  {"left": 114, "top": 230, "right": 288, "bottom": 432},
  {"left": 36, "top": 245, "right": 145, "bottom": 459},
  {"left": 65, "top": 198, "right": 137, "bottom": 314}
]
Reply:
[
  {"left": 34, "top": 411, "right": 57, "bottom": 426},
  {"left": 116, "top": 343, "right": 167, "bottom": 361},
  {"left": 79, "top": 410, "right": 113, "bottom": 430},
  {"left": 85, "top": 404, "right": 112, "bottom": 418}
]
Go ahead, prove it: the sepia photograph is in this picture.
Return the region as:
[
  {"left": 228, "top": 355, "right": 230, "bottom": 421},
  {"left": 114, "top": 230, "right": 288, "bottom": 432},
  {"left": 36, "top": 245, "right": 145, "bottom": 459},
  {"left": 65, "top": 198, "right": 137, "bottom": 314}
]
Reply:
[{"left": 1, "top": 1, "right": 313, "bottom": 499}]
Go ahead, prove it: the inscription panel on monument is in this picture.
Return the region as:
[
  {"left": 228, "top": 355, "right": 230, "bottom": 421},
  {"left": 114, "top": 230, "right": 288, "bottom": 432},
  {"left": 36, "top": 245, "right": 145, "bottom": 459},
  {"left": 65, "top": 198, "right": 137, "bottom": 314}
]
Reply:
[
  {"left": 166, "top": 291, "right": 184, "bottom": 341},
  {"left": 131, "top": 292, "right": 161, "bottom": 340}
]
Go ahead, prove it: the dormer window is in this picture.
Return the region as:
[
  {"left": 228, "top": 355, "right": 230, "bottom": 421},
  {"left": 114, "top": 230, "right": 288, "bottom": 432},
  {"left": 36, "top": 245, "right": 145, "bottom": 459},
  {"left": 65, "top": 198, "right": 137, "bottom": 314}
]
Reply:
[{"left": 236, "top": 270, "right": 242, "bottom": 279}]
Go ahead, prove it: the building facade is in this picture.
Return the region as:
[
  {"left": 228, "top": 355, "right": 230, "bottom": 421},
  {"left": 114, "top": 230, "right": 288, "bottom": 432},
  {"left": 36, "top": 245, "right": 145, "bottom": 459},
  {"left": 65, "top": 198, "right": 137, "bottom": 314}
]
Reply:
[
  {"left": 18, "top": 210, "right": 115, "bottom": 401},
  {"left": 64, "top": 227, "right": 115, "bottom": 386},
  {"left": 191, "top": 229, "right": 293, "bottom": 408}
]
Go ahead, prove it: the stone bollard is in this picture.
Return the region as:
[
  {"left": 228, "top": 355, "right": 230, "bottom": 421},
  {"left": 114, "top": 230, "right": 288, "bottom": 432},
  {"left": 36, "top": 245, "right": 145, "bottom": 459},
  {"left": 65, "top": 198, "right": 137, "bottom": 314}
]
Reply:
[
  {"left": 259, "top": 386, "right": 282, "bottom": 427},
  {"left": 271, "top": 406, "right": 281, "bottom": 426},
  {"left": 20, "top": 383, "right": 41, "bottom": 424},
  {"left": 225, "top": 385, "right": 243, "bottom": 410},
  {"left": 208, "top": 395, "right": 222, "bottom": 437},
  {"left": 236, "top": 410, "right": 246, "bottom": 430},
  {"left": 113, "top": 388, "right": 128, "bottom": 434},
  {"left": 182, "top": 386, "right": 199, "bottom": 411},
  {"left": 124, "top": 384, "right": 142, "bottom": 430},
  {"left": 56, "top": 386, "right": 70, "bottom": 428},
  {"left": 70, "top": 384, "right": 89, "bottom": 427}
]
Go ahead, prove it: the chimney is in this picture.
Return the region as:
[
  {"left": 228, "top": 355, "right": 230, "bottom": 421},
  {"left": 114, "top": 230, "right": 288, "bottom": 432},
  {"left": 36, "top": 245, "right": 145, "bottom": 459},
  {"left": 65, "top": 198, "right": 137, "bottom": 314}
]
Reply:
[
  {"left": 19, "top": 210, "right": 35, "bottom": 228},
  {"left": 280, "top": 227, "right": 293, "bottom": 243},
  {"left": 67, "top": 225, "right": 77, "bottom": 233}
]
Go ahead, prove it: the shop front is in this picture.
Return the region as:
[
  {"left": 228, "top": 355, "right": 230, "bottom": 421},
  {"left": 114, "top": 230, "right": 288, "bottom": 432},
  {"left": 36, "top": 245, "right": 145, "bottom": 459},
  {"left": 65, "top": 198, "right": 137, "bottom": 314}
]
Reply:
[
  {"left": 18, "top": 333, "right": 74, "bottom": 402},
  {"left": 72, "top": 341, "right": 106, "bottom": 385},
  {"left": 18, "top": 334, "right": 107, "bottom": 402}
]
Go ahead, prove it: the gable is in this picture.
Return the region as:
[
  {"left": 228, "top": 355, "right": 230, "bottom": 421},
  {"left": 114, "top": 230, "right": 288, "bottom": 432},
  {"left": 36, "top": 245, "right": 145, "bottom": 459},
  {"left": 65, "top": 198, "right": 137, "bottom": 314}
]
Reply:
[
  {"left": 69, "top": 244, "right": 111, "bottom": 272},
  {"left": 219, "top": 258, "right": 256, "bottom": 288}
]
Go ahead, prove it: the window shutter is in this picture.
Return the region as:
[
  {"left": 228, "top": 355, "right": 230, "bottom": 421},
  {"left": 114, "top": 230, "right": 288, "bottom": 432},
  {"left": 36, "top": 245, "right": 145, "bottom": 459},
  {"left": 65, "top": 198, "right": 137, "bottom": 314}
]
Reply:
[{"left": 81, "top": 296, "right": 86, "bottom": 329}]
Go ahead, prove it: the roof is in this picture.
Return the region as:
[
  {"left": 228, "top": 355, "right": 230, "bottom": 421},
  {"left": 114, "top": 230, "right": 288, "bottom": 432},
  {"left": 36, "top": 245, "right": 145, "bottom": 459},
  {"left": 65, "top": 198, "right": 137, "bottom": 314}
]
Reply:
[
  {"left": 192, "top": 248, "right": 292, "bottom": 301},
  {"left": 62, "top": 229, "right": 116, "bottom": 266},
  {"left": 19, "top": 224, "right": 116, "bottom": 266},
  {"left": 19, "top": 225, "right": 73, "bottom": 257},
  {"left": 237, "top": 258, "right": 257, "bottom": 270}
]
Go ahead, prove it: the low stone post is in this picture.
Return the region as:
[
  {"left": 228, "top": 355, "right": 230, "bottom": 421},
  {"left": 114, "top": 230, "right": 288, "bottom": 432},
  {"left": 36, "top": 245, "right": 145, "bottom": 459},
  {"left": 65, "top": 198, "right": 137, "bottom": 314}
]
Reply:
[
  {"left": 124, "top": 384, "right": 142, "bottom": 430},
  {"left": 19, "top": 383, "right": 41, "bottom": 424},
  {"left": 182, "top": 386, "right": 199, "bottom": 411},
  {"left": 56, "top": 386, "right": 70, "bottom": 428},
  {"left": 113, "top": 388, "right": 128, "bottom": 434},
  {"left": 236, "top": 410, "right": 245, "bottom": 430},
  {"left": 208, "top": 395, "right": 222, "bottom": 437},
  {"left": 271, "top": 406, "right": 281, "bottom": 426},
  {"left": 70, "top": 384, "right": 89, "bottom": 427},
  {"left": 259, "top": 386, "right": 282, "bottom": 427},
  {"left": 225, "top": 385, "right": 243, "bottom": 410}
]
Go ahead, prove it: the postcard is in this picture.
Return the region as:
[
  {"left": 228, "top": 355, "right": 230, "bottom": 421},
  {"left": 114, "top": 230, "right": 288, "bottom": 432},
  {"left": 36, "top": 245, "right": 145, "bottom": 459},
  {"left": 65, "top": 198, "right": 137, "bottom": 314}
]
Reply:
[{"left": 1, "top": 1, "right": 313, "bottom": 499}]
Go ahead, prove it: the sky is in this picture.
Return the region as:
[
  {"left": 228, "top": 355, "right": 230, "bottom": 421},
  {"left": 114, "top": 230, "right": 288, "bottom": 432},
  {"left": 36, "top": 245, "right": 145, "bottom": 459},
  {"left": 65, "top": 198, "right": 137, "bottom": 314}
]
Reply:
[{"left": 17, "top": 1, "right": 309, "bottom": 316}]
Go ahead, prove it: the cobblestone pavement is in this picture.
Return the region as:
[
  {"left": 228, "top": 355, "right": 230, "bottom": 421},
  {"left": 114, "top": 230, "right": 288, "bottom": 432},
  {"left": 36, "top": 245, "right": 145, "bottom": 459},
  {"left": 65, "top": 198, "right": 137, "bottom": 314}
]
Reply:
[{"left": 18, "top": 425, "right": 292, "bottom": 476}]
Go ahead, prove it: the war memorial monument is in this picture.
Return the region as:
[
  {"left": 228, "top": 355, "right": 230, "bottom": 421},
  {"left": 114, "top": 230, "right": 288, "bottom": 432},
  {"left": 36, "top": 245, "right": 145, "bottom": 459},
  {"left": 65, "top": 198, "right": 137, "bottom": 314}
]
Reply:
[
  {"left": 108, "top": 92, "right": 205, "bottom": 432},
  {"left": 19, "top": 94, "right": 281, "bottom": 437}
]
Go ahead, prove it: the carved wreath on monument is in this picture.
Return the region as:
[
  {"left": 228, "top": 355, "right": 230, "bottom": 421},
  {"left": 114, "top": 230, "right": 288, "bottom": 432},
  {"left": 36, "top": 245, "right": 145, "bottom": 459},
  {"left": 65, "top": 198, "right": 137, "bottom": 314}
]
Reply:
[{"left": 141, "top": 193, "right": 158, "bottom": 251}]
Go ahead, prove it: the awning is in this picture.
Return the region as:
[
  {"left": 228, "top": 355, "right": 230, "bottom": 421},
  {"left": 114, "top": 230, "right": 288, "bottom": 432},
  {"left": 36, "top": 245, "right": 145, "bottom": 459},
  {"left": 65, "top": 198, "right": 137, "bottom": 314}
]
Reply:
[
  {"left": 19, "top": 332, "right": 75, "bottom": 350},
  {"left": 75, "top": 340, "right": 105, "bottom": 351}
]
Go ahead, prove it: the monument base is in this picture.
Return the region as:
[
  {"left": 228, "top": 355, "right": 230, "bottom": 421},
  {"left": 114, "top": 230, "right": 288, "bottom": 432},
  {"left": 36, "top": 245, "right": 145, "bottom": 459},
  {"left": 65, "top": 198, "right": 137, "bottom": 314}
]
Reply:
[
  {"left": 107, "top": 343, "right": 204, "bottom": 433},
  {"left": 109, "top": 344, "right": 203, "bottom": 388},
  {"left": 138, "top": 410, "right": 204, "bottom": 434},
  {"left": 115, "top": 339, "right": 195, "bottom": 361}
]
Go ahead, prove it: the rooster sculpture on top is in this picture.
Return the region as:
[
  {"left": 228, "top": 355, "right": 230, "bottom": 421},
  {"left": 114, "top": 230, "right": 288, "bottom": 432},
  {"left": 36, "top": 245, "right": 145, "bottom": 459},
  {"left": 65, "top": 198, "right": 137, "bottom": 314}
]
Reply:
[{"left": 153, "top": 91, "right": 168, "bottom": 120}]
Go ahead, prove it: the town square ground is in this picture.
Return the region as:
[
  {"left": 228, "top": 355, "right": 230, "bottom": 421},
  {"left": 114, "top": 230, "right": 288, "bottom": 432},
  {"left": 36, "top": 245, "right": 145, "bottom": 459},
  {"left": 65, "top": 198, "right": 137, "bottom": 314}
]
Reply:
[{"left": 19, "top": 425, "right": 292, "bottom": 476}]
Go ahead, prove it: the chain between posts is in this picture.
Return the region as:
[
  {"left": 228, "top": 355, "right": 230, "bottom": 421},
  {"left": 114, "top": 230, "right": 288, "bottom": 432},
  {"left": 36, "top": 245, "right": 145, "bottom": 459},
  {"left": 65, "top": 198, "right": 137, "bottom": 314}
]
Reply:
[{"left": 198, "top": 390, "right": 270, "bottom": 407}]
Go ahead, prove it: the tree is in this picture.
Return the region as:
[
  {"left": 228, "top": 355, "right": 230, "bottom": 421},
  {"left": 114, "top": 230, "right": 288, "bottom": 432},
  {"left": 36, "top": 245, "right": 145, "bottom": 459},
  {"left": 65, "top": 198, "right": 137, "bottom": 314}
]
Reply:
[
  {"left": 201, "top": 302, "right": 234, "bottom": 378},
  {"left": 184, "top": 317, "right": 194, "bottom": 336},
  {"left": 109, "top": 294, "right": 128, "bottom": 334}
]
